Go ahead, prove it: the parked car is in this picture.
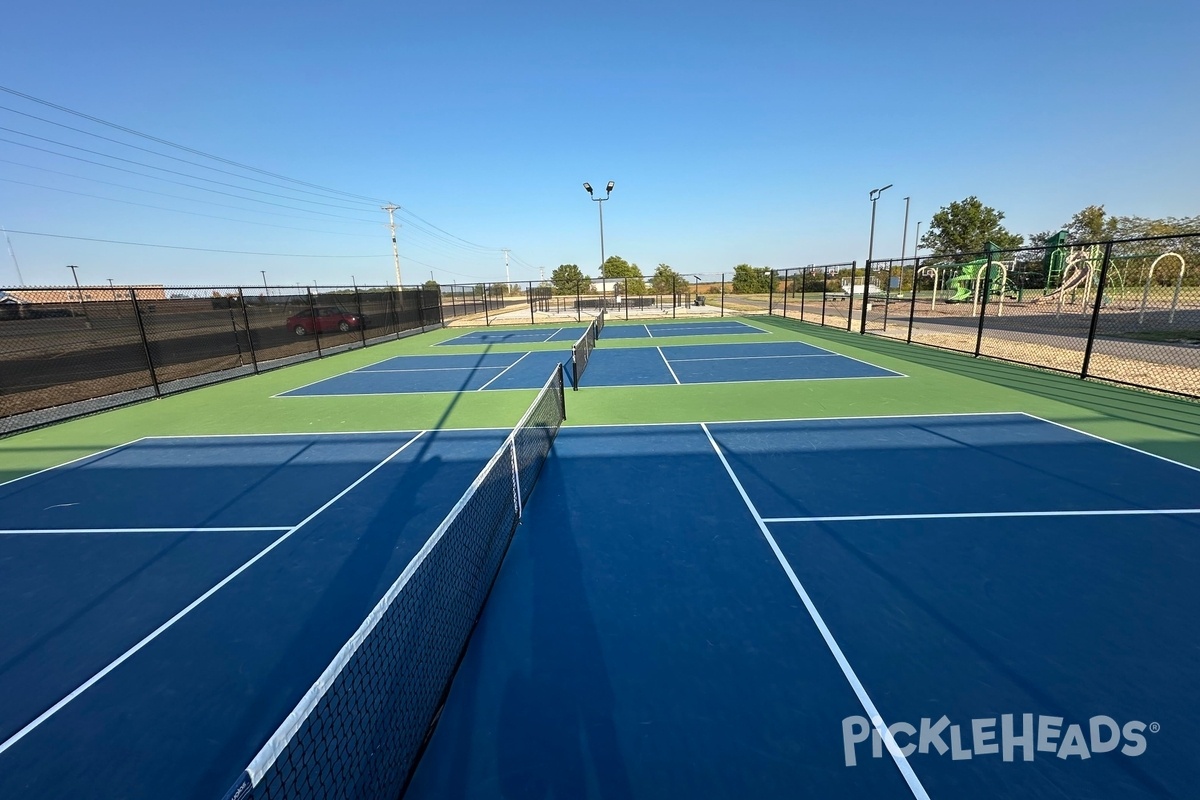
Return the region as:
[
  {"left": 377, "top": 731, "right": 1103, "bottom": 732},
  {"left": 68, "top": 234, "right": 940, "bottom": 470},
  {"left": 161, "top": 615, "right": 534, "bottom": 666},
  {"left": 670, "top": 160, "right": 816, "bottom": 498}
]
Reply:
[{"left": 285, "top": 307, "right": 365, "bottom": 335}]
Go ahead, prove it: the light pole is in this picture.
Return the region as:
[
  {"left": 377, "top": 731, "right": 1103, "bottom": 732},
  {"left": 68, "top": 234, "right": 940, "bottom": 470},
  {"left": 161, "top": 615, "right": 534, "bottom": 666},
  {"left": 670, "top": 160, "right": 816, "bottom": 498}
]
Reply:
[
  {"left": 582, "top": 181, "right": 614, "bottom": 273},
  {"left": 867, "top": 184, "right": 892, "bottom": 264},
  {"left": 261, "top": 270, "right": 268, "bottom": 298},
  {"left": 67, "top": 265, "right": 90, "bottom": 328},
  {"left": 900, "top": 196, "right": 911, "bottom": 263}
]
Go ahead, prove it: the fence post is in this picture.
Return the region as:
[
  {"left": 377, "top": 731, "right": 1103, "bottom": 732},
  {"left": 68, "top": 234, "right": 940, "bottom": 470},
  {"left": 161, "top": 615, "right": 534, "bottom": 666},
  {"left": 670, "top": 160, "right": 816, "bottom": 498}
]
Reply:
[
  {"left": 354, "top": 286, "right": 367, "bottom": 346},
  {"left": 1081, "top": 241, "right": 1115, "bottom": 380},
  {"left": 768, "top": 270, "right": 775, "bottom": 316},
  {"left": 720, "top": 274, "right": 725, "bottom": 317},
  {"left": 306, "top": 287, "right": 323, "bottom": 357},
  {"left": 483, "top": 285, "right": 491, "bottom": 326},
  {"left": 821, "top": 266, "right": 829, "bottom": 326},
  {"left": 624, "top": 278, "right": 630, "bottom": 321},
  {"left": 973, "top": 252, "right": 993, "bottom": 357},
  {"left": 237, "top": 288, "right": 260, "bottom": 374},
  {"left": 859, "top": 260, "right": 873, "bottom": 334},
  {"left": 906, "top": 260, "right": 920, "bottom": 344},
  {"left": 845, "top": 261, "right": 857, "bottom": 332},
  {"left": 130, "top": 287, "right": 161, "bottom": 396},
  {"left": 576, "top": 283, "right": 582, "bottom": 323},
  {"left": 672, "top": 275, "right": 677, "bottom": 319},
  {"left": 880, "top": 263, "right": 892, "bottom": 332},
  {"left": 800, "top": 267, "right": 807, "bottom": 322},
  {"left": 780, "top": 269, "right": 788, "bottom": 319}
]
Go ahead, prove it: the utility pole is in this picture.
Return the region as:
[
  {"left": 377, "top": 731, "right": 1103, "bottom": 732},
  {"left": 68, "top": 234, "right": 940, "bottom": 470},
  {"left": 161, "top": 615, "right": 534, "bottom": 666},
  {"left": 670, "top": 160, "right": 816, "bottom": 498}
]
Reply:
[
  {"left": 382, "top": 204, "right": 402, "bottom": 286},
  {"left": 502, "top": 248, "right": 511, "bottom": 285},
  {"left": 2, "top": 225, "right": 24, "bottom": 285},
  {"left": 260, "top": 270, "right": 269, "bottom": 298},
  {"left": 900, "top": 197, "right": 911, "bottom": 263},
  {"left": 67, "top": 265, "right": 91, "bottom": 328}
]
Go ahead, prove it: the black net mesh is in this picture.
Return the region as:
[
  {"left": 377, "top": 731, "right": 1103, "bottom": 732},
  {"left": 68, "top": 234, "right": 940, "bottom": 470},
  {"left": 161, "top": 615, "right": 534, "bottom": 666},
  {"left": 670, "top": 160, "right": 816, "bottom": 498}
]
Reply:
[
  {"left": 224, "top": 365, "right": 565, "bottom": 800},
  {"left": 570, "top": 318, "right": 598, "bottom": 390}
]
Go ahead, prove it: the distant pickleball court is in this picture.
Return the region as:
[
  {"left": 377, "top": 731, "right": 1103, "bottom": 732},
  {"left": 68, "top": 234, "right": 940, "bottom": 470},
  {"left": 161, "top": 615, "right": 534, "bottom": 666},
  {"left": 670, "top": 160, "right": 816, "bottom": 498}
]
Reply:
[
  {"left": 279, "top": 341, "right": 901, "bottom": 396},
  {"left": 437, "top": 319, "right": 768, "bottom": 345}
]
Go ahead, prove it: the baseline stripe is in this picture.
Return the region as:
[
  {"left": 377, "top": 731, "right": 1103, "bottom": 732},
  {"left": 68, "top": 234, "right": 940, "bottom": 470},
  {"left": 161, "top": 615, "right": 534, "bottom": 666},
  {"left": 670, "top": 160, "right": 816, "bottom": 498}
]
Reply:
[
  {"left": 763, "top": 508, "right": 1200, "bottom": 524},
  {"left": 700, "top": 423, "right": 930, "bottom": 800}
]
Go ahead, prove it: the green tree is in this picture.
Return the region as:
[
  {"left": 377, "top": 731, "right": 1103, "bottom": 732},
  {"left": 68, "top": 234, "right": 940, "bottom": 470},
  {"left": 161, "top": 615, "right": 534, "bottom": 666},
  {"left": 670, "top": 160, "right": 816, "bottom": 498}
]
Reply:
[
  {"left": 601, "top": 255, "right": 646, "bottom": 294},
  {"left": 422, "top": 280, "right": 440, "bottom": 292},
  {"left": 1065, "top": 205, "right": 1118, "bottom": 243},
  {"left": 650, "top": 263, "right": 688, "bottom": 294},
  {"left": 919, "top": 196, "right": 1024, "bottom": 257},
  {"left": 550, "top": 263, "right": 590, "bottom": 295},
  {"left": 731, "top": 264, "right": 772, "bottom": 293}
]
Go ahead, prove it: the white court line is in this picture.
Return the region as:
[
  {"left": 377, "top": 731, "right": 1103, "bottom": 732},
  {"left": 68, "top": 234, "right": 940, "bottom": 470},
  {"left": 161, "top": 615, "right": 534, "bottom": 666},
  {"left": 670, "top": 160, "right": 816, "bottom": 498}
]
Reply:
[
  {"left": 643, "top": 324, "right": 654, "bottom": 338},
  {"left": 1023, "top": 413, "right": 1200, "bottom": 476},
  {"left": 763, "top": 508, "right": 1200, "bottom": 524},
  {"left": 359, "top": 365, "right": 509, "bottom": 374},
  {"left": 656, "top": 347, "right": 682, "bottom": 384},
  {"left": 700, "top": 423, "right": 930, "bottom": 800},
  {"left": 477, "top": 352, "right": 532, "bottom": 391},
  {"left": 0, "top": 526, "right": 293, "bottom": 535},
  {"left": 143, "top": 426, "right": 514, "bottom": 440},
  {"left": 542, "top": 328, "right": 564, "bottom": 342},
  {"left": 0, "top": 430, "right": 428, "bottom": 758},
  {"left": 0, "top": 439, "right": 147, "bottom": 490},
  {"left": 668, "top": 353, "right": 842, "bottom": 363}
]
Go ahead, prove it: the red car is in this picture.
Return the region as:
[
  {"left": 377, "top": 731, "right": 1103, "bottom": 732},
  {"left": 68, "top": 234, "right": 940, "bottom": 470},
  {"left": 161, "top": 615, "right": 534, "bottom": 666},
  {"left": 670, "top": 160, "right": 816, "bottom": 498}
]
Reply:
[{"left": 286, "top": 307, "right": 365, "bottom": 336}]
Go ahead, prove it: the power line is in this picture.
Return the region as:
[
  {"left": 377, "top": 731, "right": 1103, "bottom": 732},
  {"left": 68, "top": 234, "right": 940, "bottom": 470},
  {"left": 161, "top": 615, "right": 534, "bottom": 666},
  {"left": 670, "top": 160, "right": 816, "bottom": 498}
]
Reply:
[
  {"left": 6, "top": 229, "right": 390, "bottom": 258},
  {"left": 0, "top": 158, "right": 379, "bottom": 226},
  {"left": 0, "top": 84, "right": 390, "bottom": 206},
  {"left": 0, "top": 104, "right": 380, "bottom": 208},
  {"left": 0, "top": 136, "right": 381, "bottom": 222},
  {"left": 0, "top": 177, "right": 379, "bottom": 237},
  {"left": 0, "top": 126, "right": 375, "bottom": 211}
]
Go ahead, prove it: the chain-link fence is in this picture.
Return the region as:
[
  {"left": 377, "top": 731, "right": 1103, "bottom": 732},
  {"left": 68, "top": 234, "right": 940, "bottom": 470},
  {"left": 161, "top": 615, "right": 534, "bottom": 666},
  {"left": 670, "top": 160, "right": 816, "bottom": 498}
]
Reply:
[
  {"left": 764, "top": 235, "right": 1199, "bottom": 399},
  {"left": 0, "top": 285, "right": 438, "bottom": 435}
]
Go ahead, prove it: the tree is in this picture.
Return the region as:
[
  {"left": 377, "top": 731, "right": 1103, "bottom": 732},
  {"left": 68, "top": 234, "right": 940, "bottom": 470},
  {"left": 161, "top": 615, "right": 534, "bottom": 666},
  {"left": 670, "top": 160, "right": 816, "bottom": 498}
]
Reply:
[
  {"left": 550, "top": 264, "right": 590, "bottom": 295},
  {"left": 1065, "top": 205, "right": 1118, "bottom": 243},
  {"left": 601, "top": 255, "right": 646, "bottom": 294},
  {"left": 650, "top": 263, "right": 688, "bottom": 294},
  {"left": 731, "top": 264, "right": 772, "bottom": 293},
  {"left": 422, "top": 280, "right": 440, "bottom": 292},
  {"left": 919, "top": 196, "right": 1024, "bottom": 257}
]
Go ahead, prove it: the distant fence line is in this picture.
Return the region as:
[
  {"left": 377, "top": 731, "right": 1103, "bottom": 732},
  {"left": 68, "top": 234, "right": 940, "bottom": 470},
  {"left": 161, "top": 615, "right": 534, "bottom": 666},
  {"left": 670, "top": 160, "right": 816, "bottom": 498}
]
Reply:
[{"left": 2, "top": 232, "right": 1197, "bottom": 435}]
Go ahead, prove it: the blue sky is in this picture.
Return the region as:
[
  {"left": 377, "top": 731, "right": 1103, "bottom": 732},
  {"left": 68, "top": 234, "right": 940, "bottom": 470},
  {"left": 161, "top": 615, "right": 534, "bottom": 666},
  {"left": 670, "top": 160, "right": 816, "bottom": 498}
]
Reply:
[{"left": 1, "top": 0, "right": 1196, "bottom": 289}]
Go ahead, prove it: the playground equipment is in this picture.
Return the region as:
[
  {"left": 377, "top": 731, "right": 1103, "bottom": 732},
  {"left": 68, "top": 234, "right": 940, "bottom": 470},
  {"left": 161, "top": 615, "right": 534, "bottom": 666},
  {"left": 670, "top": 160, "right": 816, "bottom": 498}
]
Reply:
[
  {"left": 944, "top": 243, "right": 1017, "bottom": 314},
  {"left": 1139, "top": 252, "right": 1188, "bottom": 324},
  {"left": 918, "top": 265, "right": 943, "bottom": 309}
]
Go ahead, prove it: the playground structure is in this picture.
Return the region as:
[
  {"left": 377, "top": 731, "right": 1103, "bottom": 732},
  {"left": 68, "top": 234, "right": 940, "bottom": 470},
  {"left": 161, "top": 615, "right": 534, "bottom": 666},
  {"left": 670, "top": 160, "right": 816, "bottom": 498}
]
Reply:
[{"left": 911, "top": 232, "right": 1193, "bottom": 326}]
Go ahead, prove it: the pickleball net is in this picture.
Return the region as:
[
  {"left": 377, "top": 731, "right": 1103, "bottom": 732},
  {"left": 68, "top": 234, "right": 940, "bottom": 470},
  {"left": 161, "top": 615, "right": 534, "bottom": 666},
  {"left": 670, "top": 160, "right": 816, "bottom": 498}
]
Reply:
[
  {"left": 570, "top": 310, "right": 604, "bottom": 390},
  {"left": 222, "top": 364, "right": 567, "bottom": 800}
]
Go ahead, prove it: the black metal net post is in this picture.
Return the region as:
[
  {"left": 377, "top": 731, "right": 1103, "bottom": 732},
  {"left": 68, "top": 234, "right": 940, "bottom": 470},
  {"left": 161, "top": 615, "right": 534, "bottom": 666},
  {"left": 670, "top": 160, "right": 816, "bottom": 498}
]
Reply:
[
  {"left": 906, "top": 259, "right": 921, "bottom": 344},
  {"left": 845, "top": 261, "right": 857, "bottom": 332}
]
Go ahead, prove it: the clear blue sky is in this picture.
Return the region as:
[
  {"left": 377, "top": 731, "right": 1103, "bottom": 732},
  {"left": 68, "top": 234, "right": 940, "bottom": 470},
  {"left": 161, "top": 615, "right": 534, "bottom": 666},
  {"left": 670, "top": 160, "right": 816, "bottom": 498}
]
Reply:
[{"left": 2, "top": 0, "right": 1196, "bottom": 289}]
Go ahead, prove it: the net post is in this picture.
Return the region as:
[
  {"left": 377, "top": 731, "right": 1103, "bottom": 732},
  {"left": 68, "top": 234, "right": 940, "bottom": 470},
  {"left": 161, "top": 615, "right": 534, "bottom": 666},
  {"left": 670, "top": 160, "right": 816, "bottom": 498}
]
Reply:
[{"left": 510, "top": 439, "right": 522, "bottom": 516}]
